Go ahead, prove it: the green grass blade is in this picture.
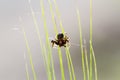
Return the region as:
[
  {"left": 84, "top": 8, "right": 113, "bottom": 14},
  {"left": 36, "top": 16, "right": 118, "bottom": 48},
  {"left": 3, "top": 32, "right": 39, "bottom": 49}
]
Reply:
[
  {"left": 52, "top": 0, "right": 64, "bottom": 33},
  {"left": 65, "top": 49, "right": 72, "bottom": 80},
  {"left": 58, "top": 47, "right": 66, "bottom": 80},
  {"left": 27, "top": 1, "right": 52, "bottom": 80},
  {"left": 22, "top": 28, "right": 37, "bottom": 80},
  {"left": 90, "top": 41, "right": 92, "bottom": 80},
  {"left": 47, "top": 0, "right": 58, "bottom": 34},
  {"left": 43, "top": 45, "right": 53, "bottom": 80},
  {"left": 40, "top": 0, "right": 56, "bottom": 80},
  {"left": 83, "top": 40, "right": 90, "bottom": 80},
  {"left": 66, "top": 48, "right": 76, "bottom": 80},
  {"left": 25, "top": 63, "right": 30, "bottom": 80},
  {"left": 24, "top": 53, "right": 30, "bottom": 80},
  {"left": 90, "top": 0, "right": 93, "bottom": 79},
  {"left": 76, "top": 8, "right": 86, "bottom": 80},
  {"left": 28, "top": 1, "right": 43, "bottom": 49},
  {"left": 90, "top": 0, "right": 93, "bottom": 42},
  {"left": 91, "top": 44, "right": 98, "bottom": 80}
]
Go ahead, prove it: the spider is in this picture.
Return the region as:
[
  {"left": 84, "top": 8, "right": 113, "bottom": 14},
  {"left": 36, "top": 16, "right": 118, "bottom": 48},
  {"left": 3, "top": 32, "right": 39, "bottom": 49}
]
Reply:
[{"left": 51, "top": 33, "right": 69, "bottom": 47}]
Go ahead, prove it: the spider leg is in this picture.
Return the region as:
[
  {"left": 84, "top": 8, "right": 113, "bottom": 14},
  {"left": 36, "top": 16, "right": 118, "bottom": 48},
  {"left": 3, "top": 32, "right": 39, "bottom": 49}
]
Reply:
[
  {"left": 64, "top": 45, "right": 66, "bottom": 47},
  {"left": 65, "top": 40, "right": 70, "bottom": 47},
  {"left": 66, "top": 39, "right": 69, "bottom": 42},
  {"left": 51, "top": 40, "right": 55, "bottom": 47},
  {"left": 64, "top": 35, "right": 69, "bottom": 40},
  {"left": 51, "top": 40, "right": 59, "bottom": 47}
]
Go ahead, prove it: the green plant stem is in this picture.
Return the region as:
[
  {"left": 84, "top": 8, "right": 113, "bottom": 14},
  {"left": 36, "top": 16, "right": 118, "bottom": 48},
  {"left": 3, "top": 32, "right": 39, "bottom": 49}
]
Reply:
[
  {"left": 83, "top": 40, "right": 90, "bottom": 80},
  {"left": 90, "top": 0, "right": 93, "bottom": 79},
  {"left": 91, "top": 45, "right": 98, "bottom": 80},
  {"left": 76, "top": 8, "right": 86, "bottom": 80},
  {"left": 40, "top": 0, "right": 56, "bottom": 80},
  {"left": 23, "top": 28, "right": 37, "bottom": 80},
  {"left": 58, "top": 47, "right": 66, "bottom": 80},
  {"left": 66, "top": 48, "right": 76, "bottom": 80},
  {"left": 24, "top": 53, "right": 30, "bottom": 80},
  {"left": 27, "top": 1, "right": 52, "bottom": 80},
  {"left": 66, "top": 48, "right": 73, "bottom": 80}
]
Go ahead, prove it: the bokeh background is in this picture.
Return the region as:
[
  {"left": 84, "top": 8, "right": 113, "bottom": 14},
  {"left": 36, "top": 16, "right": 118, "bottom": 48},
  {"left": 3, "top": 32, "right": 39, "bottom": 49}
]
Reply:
[{"left": 0, "top": 0, "right": 120, "bottom": 80}]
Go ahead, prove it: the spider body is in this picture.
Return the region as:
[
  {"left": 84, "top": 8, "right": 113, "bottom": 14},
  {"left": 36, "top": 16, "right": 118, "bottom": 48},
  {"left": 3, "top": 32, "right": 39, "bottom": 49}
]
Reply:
[{"left": 51, "top": 33, "right": 69, "bottom": 47}]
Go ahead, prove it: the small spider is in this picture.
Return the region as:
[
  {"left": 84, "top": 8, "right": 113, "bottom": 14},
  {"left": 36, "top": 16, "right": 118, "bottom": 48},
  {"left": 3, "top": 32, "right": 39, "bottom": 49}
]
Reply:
[{"left": 51, "top": 33, "right": 69, "bottom": 47}]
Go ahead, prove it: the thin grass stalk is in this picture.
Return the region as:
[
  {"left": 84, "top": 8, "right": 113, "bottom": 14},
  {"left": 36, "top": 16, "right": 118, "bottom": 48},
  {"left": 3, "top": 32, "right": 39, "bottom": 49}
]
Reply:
[
  {"left": 22, "top": 28, "right": 37, "bottom": 80},
  {"left": 25, "top": 63, "right": 30, "bottom": 80},
  {"left": 47, "top": 0, "right": 58, "bottom": 34},
  {"left": 53, "top": 0, "right": 64, "bottom": 33},
  {"left": 65, "top": 47, "right": 76, "bottom": 80},
  {"left": 40, "top": 0, "right": 56, "bottom": 80},
  {"left": 90, "top": 0, "right": 93, "bottom": 42},
  {"left": 24, "top": 53, "right": 30, "bottom": 80},
  {"left": 90, "top": 42, "right": 92, "bottom": 80},
  {"left": 91, "top": 44, "right": 98, "bottom": 80},
  {"left": 28, "top": 0, "right": 43, "bottom": 49},
  {"left": 19, "top": 17, "right": 30, "bottom": 80},
  {"left": 58, "top": 48, "right": 66, "bottom": 80},
  {"left": 27, "top": 1, "right": 51, "bottom": 80},
  {"left": 43, "top": 45, "right": 52, "bottom": 80},
  {"left": 65, "top": 49, "right": 72, "bottom": 80},
  {"left": 76, "top": 8, "right": 86, "bottom": 80},
  {"left": 90, "top": 1, "right": 98, "bottom": 80},
  {"left": 90, "top": 0, "right": 98, "bottom": 80},
  {"left": 90, "top": 0, "right": 93, "bottom": 79},
  {"left": 66, "top": 48, "right": 76, "bottom": 80},
  {"left": 83, "top": 40, "right": 90, "bottom": 80}
]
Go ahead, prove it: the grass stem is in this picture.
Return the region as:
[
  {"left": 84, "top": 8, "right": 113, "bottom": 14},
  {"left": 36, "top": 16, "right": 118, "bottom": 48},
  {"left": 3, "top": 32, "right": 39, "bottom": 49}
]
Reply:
[
  {"left": 22, "top": 28, "right": 37, "bottom": 80},
  {"left": 76, "top": 8, "right": 86, "bottom": 80}
]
